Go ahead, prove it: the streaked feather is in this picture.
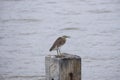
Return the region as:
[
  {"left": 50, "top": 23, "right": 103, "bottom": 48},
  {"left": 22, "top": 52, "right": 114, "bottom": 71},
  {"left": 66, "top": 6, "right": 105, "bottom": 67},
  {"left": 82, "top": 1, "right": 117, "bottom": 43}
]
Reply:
[{"left": 49, "top": 37, "right": 66, "bottom": 51}]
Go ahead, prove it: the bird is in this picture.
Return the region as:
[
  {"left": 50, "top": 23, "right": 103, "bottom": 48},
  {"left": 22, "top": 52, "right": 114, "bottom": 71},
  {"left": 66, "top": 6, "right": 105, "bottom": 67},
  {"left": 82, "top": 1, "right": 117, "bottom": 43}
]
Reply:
[{"left": 49, "top": 35, "right": 70, "bottom": 55}]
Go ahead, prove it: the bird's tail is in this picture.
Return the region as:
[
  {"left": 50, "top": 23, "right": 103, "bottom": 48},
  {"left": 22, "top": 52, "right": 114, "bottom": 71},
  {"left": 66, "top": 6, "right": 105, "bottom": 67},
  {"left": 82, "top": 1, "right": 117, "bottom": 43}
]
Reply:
[
  {"left": 49, "top": 48, "right": 52, "bottom": 51},
  {"left": 49, "top": 46, "right": 53, "bottom": 51},
  {"left": 49, "top": 44, "right": 56, "bottom": 51}
]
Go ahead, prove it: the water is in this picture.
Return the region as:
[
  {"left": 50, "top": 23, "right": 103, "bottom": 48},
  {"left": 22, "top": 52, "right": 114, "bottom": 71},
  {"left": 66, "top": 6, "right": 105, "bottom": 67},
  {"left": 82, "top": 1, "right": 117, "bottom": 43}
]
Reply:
[{"left": 0, "top": 0, "right": 120, "bottom": 80}]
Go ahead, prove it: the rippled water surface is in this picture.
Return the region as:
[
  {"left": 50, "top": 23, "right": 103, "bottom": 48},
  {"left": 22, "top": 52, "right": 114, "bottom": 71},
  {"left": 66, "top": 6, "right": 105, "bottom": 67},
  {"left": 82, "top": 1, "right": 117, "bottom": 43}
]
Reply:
[{"left": 0, "top": 0, "right": 120, "bottom": 80}]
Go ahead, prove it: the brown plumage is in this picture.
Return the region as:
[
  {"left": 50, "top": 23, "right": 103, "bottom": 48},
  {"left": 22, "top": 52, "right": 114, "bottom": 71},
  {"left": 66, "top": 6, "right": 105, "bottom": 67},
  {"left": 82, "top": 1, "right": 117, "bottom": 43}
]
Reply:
[{"left": 49, "top": 35, "right": 70, "bottom": 55}]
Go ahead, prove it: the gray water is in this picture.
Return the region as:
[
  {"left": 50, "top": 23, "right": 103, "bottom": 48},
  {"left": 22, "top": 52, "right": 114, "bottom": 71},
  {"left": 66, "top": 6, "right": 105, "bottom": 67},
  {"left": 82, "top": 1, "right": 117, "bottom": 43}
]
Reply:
[{"left": 0, "top": 0, "right": 120, "bottom": 80}]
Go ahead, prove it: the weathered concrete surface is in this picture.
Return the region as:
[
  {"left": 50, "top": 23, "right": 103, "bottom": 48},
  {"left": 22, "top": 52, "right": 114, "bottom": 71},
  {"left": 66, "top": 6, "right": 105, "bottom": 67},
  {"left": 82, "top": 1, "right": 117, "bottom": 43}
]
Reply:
[{"left": 45, "top": 53, "right": 81, "bottom": 80}]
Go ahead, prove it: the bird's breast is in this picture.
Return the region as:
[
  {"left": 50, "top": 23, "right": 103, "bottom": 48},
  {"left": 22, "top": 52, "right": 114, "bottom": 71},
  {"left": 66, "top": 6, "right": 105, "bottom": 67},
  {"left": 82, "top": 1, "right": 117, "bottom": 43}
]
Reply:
[{"left": 58, "top": 38, "right": 66, "bottom": 47}]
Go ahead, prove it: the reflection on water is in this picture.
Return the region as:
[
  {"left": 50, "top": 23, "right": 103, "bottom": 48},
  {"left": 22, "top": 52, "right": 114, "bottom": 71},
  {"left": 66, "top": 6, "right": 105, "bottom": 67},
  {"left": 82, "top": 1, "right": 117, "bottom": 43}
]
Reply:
[{"left": 0, "top": 0, "right": 120, "bottom": 80}]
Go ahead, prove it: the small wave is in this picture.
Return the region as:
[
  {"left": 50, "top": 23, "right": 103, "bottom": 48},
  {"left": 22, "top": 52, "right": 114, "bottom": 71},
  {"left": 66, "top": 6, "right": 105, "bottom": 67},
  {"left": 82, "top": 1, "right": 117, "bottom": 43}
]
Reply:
[
  {"left": 61, "top": 27, "right": 80, "bottom": 31},
  {"left": 2, "top": 19, "right": 41, "bottom": 23},
  {"left": 88, "top": 9, "right": 112, "bottom": 14}
]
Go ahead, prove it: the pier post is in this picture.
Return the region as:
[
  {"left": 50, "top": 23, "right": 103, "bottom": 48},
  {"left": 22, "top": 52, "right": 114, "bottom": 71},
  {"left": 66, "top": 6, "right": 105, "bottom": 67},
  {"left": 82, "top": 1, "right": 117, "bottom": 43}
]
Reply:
[{"left": 45, "top": 53, "right": 81, "bottom": 80}]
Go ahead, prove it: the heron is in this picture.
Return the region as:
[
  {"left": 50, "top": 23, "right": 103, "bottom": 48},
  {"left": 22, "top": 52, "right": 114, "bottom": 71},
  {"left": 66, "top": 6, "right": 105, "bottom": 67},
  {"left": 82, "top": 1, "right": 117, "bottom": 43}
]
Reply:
[{"left": 49, "top": 35, "right": 70, "bottom": 55}]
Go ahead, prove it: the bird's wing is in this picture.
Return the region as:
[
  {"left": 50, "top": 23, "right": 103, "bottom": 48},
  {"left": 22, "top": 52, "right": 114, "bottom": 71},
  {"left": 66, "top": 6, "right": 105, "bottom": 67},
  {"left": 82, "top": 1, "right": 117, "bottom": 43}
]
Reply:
[{"left": 49, "top": 37, "right": 64, "bottom": 51}]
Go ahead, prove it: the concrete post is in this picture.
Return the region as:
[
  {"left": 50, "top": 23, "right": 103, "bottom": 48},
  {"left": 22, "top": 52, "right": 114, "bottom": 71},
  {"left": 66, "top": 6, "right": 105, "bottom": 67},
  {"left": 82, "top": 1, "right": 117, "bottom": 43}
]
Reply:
[{"left": 45, "top": 53, "right": 81, "bottom": 80}]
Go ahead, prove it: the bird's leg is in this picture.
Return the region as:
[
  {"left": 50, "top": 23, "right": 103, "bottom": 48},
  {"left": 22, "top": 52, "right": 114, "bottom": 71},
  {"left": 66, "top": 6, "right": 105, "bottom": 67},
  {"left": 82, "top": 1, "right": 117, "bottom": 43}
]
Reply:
[
  {"left": 58, "top": 47, "right": 61, "bottom": 56},
  {"left": 57, "top": 49, "right": 59, "bottom": 55}
]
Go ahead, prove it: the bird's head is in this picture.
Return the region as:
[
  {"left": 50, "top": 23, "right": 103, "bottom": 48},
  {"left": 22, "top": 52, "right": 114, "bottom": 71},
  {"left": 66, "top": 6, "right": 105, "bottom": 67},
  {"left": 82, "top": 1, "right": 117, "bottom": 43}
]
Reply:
[{"left": 62, "top": 35, "right": 70, "bottom": 38}]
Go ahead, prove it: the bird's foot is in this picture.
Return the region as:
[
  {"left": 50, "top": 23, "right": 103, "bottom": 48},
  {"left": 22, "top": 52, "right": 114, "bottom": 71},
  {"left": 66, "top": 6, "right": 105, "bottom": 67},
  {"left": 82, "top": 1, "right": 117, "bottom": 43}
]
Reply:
[{"left": 55, "top": 53, "right": 65, "bottom": 58}]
